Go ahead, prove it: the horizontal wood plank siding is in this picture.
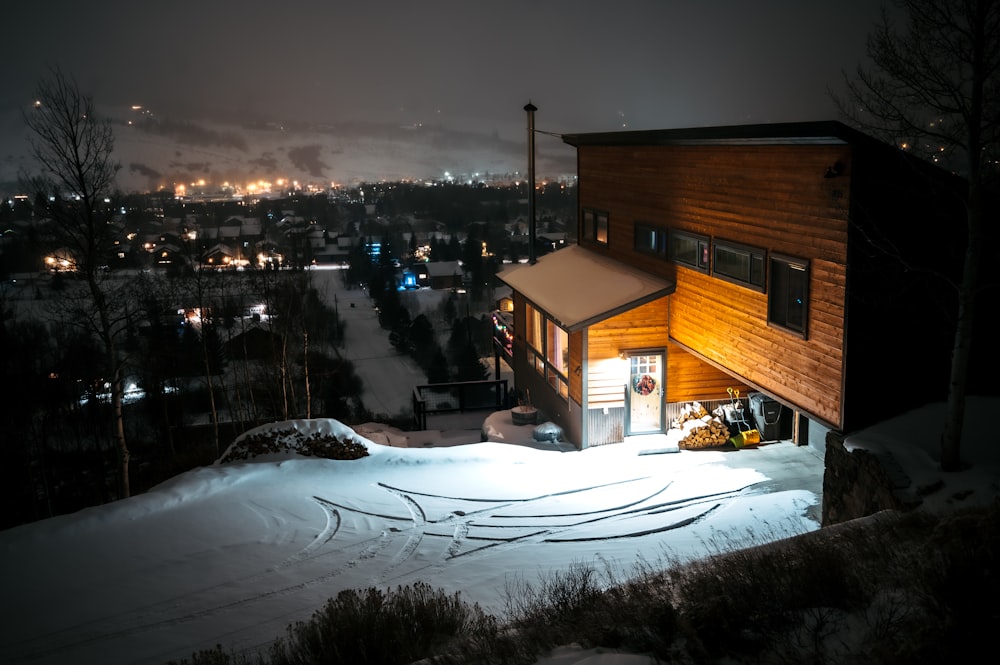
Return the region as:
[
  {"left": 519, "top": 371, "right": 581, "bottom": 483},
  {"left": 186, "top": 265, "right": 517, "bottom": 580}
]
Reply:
[
  {"left": 578, "top": 144, "right": 850, "bottom": 427},
  {"left": 665, "top": 339, "right": 750, "bottom": 404},
  {"left": 586, "top": 298, "right": 668, "bottom": 408}
]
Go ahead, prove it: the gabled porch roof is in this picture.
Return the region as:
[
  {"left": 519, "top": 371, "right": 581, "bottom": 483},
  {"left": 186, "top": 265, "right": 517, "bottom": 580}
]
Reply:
[{"left": 497, "top": 245, "right": 674, "bottom": 331}]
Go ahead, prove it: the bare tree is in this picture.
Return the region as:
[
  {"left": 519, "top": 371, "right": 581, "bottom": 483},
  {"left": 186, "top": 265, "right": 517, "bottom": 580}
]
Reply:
[
  {"left": 837, "top": 0, "right": 999, "bottom": 471},
  {"left": 22, "top": 68, "right": 133, "bottom": 496}
]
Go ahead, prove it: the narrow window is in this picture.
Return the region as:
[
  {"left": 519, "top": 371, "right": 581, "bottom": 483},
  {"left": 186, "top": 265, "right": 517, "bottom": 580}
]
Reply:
[
  {"left": 582, "top": 209, "right": 595, "bottom": 242},
  {"left": 526, "top": 304, "right": 543, "bottom": 353},
  {"left": 768, "top": 255, "right": 809, "bottom": 336},
  {"left": 668, "top": 229, "right": 710, "bottom": 272},
  {"left": 713, "top": 239, "right": 766, "bottom": 290}
]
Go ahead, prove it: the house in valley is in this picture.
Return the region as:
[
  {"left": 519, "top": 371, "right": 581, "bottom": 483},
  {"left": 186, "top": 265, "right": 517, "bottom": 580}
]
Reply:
[{"left": 497, "top": 120, "right": 992, "bottom": 451}]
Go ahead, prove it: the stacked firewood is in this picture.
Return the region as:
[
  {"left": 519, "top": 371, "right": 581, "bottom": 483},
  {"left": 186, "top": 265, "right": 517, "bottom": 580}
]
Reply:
[{"left": 671, "top": 402, "right": 731, "bottom": 449}]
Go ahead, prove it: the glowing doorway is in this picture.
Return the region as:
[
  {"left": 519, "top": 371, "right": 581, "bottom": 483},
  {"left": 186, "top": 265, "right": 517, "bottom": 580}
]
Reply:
[{"left": 625, "top": 352, "right": 664, "bottom": 435}]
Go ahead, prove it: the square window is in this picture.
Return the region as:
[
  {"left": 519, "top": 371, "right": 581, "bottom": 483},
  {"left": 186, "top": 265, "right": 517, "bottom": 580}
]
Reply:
[
  {"left": 768, "top": 255, "right": 809, "bottom": 336},
  {"left": 582, "top": 208, "right": 609, "bottom": 246},
  {"left": 635, "top": 222, "right": 666, "bottom": 255}
]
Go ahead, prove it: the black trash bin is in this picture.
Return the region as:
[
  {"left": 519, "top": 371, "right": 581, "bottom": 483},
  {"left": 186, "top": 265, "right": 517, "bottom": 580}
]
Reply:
[{"left": 748, "top": 392, "right": 791, "bottom": 441}]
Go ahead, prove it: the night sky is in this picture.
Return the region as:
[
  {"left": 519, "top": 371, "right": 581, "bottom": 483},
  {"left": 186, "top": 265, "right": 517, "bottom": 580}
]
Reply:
[{"left": 1, "top": 1, "right": 886, "bottom": 192}]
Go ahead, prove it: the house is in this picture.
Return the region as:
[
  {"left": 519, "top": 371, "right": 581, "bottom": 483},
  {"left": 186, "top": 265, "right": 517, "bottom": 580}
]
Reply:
[
  {"left": 149, "top": 242, "right": 189, "bottom": 270},
  {"left": 424, "top": 260, "right": 464, "bottom": 290},
  {"left": 498, "top": 120, "right": 993, "bottom": 450},
  {"left": 494, "top": 285, "right": 513, "bottom": 313},
  {"left": 202, "top": 243, "right": 236, "bottom": 270},
  {"left": 224, "top": 326, "right": 283, "bottom": 361}
]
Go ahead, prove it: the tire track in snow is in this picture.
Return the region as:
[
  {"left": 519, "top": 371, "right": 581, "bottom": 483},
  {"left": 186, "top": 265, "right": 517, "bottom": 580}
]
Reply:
[
  {"left": 2, "top": 495, "right": 392, "bottom": 664},
  {"left": 4, "top": 478, "right": 761, "bottom": 664}
]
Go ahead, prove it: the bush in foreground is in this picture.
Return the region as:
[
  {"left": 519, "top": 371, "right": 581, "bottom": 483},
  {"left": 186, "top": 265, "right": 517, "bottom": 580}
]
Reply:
[{"left": 169, "top": 500, "right": 999, "bottom": 665}]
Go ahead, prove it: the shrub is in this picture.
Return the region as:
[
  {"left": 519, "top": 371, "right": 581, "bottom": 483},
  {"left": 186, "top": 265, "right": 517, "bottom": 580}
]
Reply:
[
  {"left": 219, "top": 428, "right": 369, "bottom": 463},
  {"left": 169, "top": 502, "right": 1000, "bottom": 665},
  {"left": 265, "top": 582, "right": 495, "bottom": 665}
]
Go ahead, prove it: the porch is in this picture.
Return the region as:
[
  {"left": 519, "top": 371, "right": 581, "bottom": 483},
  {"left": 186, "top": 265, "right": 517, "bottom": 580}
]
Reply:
[{"left": 411, "top": 379, "right": 510, "bottom": 431}]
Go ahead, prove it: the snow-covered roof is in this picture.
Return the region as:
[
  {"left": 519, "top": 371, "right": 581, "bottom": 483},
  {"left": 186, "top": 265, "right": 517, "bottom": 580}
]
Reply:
[
  {"left": 425, "top": 260, "right": 462, "bottom": 277},
  {"left": 497, "top": 245, "right": 674, "bottom": 331}
]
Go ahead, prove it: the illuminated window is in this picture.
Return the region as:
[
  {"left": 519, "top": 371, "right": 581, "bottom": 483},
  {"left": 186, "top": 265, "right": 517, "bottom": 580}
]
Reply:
[
  {"left": 768, "top": 254, "right": 809, "bottom": 337},
  {"left": 582, "top": 208, "right": 609, "bottom": 246},
  {"left": 635, "top": 222, "right": 667, "bottom": 256},
  {"left": 668, "top": 229, "right": 710, "bottom": 272},
  {"left": 712, "top": 239, "right": 765, "bottom": 291},
  {"left": 526, "top": 304, "right": 543, "bottom": 353},
  {"left": 525, "top": 303, "right": 569, "bottom": 400},
  {"left": 546, "top": 321, "right": 569, "bottom": 376}
]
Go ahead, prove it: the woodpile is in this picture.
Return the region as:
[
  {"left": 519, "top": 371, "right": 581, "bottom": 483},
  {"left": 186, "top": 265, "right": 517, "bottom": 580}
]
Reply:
[{"left": 671, "top": 402, "right": 731, "bottom": 449}]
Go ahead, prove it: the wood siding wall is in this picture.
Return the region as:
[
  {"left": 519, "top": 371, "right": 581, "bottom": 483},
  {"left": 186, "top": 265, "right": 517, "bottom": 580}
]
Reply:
[
  {"left": 587, "top": 298, "right": 669, "bottom": 409},
  {"left": 664, "top": 339, "right": 750, "bottom": 404},
  {"left": 577, "top": 144, "right": 851, "bottom": 428}
]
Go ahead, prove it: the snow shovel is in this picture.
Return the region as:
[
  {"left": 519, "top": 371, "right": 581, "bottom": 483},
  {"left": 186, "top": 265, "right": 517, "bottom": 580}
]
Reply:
[{"left": 726, "top": 387, "right": 761, "bottom": 448}]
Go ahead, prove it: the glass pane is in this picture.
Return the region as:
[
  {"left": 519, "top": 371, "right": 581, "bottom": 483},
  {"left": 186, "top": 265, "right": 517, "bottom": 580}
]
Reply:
[
  {"left": 596, "top": 213, "right": 608, "bottom": 244},
  {"left": 715, "top": 245, "right": 750, "bottom": 281},
  {"left": 546, "top": 321, "right": 568, "bottom": 374}
]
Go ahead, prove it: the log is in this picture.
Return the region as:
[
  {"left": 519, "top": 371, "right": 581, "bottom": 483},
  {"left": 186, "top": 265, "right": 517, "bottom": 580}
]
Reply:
[{"left": 672, "top": 401, "right": 731, "bottom": 449}]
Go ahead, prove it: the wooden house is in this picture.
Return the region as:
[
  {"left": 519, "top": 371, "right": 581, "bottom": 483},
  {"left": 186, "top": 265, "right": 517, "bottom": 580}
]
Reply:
[
  {"left": 202, "top": 243, "right": 236, "bottom": 270},
  {"left": 425, "top": 260, "right": 464, "bottom": 290},
  {"left": 498, "top": 120, "right": 991, "bottom": 450}
]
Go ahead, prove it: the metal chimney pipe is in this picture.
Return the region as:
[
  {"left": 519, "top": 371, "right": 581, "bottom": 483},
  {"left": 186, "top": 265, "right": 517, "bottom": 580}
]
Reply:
[{"left": 524, "top": 101, "right": 537, "bottom": 264}]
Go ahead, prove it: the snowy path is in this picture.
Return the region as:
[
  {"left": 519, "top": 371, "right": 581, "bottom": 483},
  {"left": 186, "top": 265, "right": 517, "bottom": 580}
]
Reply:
[{"left": 309, "top": 268, "right": 425, "bottom": 418}]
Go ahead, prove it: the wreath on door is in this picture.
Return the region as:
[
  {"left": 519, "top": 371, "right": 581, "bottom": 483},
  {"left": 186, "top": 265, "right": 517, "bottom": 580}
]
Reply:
[{"left": 632, "top": 373, "right": 657, "bottom": 396}]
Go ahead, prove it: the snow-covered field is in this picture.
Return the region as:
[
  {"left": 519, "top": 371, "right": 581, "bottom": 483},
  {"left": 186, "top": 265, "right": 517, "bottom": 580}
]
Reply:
[{"left": 0, "top": 417, "right": 822, "bottom": 665}]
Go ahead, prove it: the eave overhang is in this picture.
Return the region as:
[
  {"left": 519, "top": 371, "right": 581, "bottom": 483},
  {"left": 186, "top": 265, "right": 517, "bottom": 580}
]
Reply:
[{"left": 497, "top": 245, "right": 675, "bottom": 332}]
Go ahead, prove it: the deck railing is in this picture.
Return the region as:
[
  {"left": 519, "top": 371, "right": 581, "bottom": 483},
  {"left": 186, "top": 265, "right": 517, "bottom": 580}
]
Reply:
[{"left": 412, "top": 379, "right": 509, "bottom": 430}]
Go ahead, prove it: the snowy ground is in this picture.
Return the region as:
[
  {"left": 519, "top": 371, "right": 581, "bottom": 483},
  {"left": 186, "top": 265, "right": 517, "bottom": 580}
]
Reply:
[
  {"left": 2, "top": 267, "right": 996, "bottom": 665},
  {"left": 0, "top": 419, "right": 823, "bottom": 665},
  {"left": 1, "top": 399, "right": 996, "bottom": 665}
]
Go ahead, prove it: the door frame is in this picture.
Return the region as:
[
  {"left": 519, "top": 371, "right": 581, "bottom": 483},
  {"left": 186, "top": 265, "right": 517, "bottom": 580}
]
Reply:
[{"left": 623, "top": 348, "right": 666, "bottom": 436}]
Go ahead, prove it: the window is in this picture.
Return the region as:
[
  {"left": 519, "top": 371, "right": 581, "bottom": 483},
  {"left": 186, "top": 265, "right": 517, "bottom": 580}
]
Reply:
[
  {"left": 769, "top": 255, "right": 809, "bottom": 336},
  {"left": 526, "top": 304, "right": 543, "bottom": 352},
  {"left": 667, "top": 229, "right": 710, "bottom": 272},
  {"left": 635, "top": 222, "right": 667, "bottom": 256},
  {"left": 713, "top": 239, "right": 766, "bottom": 290},
  {"left": 525, "top": 303, "right": 570, "bottom": 400},
  {"left": 582, "top": 208, "right": 609, "bottom": 246}
]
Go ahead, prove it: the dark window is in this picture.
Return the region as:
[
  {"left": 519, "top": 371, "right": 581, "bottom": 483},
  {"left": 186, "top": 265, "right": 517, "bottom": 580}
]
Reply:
[
  {"left": 713, "top": 240, "right": 765, "bottom": 290},
  {"left": 635, "top": 222, "right": 667, "bottom": 255},
  {"left": 768, "top": 255, "right": 809, "bottom": 336},
  {"left": 582, "top": 208, "right": 609, "bottom": 246},
  {"left": 668, "top": 229, "right": 710, "bottom": 272}
]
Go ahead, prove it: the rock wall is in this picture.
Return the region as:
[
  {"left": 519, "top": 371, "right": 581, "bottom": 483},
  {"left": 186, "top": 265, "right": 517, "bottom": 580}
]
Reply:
[{"left": 821, "top": 430, "right": 920, "bottom": 526}]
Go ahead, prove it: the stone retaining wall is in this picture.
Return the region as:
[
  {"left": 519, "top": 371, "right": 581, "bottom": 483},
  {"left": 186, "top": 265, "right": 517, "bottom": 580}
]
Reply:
[{"left": 821, "top": 430, "right": 921, "bottom": 526}]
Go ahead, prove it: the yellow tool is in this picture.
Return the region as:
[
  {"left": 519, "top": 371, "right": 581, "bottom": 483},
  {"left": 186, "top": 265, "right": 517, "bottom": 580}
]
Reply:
[{"left": 726, "top": 387, "right": 761, "bottom": 448}]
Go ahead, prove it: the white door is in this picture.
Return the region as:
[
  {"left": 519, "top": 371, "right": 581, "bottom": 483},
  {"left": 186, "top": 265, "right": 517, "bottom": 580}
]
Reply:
[{"left": 626, "top": 352, "right": 664, "bottom": 435}]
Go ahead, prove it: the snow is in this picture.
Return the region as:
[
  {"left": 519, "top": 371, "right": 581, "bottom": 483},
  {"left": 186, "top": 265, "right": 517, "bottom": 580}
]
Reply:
[
  {"left": 842, "top": 396, "right": 1000, "bottom": 513},
  {"left": 1, "top": 267, "right": 996, "bottom": 665},
  {"left": 496, "top": 245, "right": 673, "bottom": 329},
  {"left": 1, "top": 402, "right": 996, "bottom": 665},
  {"left": 0, "top": 415, "right": 819, "bottom": 665}
]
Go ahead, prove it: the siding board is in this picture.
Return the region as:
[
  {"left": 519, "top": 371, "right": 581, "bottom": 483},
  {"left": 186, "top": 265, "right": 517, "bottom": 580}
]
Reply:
[{"left": 578, "top": 143, "right": 849, "bottom": 427}]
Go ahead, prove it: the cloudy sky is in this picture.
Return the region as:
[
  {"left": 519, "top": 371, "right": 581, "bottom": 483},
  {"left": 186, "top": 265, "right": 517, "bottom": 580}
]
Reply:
[{"left": 1, "top": 1, "right": 886, "bottom": 193}]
